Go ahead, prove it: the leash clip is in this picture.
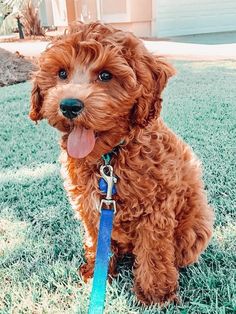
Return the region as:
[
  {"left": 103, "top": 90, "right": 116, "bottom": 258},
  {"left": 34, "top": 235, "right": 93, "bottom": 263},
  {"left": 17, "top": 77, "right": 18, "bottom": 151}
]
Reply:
[{"left": 99, "top": 165, "right": 117, "bottom": 213}]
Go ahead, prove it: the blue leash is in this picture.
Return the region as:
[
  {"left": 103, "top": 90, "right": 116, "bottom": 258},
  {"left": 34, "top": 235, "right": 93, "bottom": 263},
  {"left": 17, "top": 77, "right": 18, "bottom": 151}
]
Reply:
[
  {"left": 88, "top": 208, "right": 114, "bottom": 314},
  {"left": 88, "top": 164, "right": 117, "bottom": 314}
]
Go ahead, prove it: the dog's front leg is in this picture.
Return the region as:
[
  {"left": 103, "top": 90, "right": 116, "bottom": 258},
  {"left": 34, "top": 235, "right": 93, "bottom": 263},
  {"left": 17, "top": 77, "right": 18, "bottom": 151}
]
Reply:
[
  {"left": 79, "top": 220, "right": 98, "bottom": 282},
  {"left": 133, "top": 219, "right": 179, "bottom": 305},
  {"left": 79, "top": 220, "right": 118, "bottom": 282}
]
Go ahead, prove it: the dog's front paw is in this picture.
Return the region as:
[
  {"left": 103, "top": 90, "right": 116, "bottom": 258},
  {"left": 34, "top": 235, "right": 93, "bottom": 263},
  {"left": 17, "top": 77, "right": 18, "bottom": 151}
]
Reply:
[{"left": 79, "top": 262, "right": 94, "bottom": 282}]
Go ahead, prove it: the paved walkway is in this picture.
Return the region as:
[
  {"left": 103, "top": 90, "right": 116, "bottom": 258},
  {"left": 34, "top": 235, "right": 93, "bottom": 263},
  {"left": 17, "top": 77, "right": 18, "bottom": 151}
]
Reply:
[
  {"left": 0, "top": 35, "right": 236, "bottom": 61},
  {"left": 0, "top": 40, "right": 49, "bottom": 58},
  {"left": 143, "top": 41, "right": 236, "bottom": 60}
]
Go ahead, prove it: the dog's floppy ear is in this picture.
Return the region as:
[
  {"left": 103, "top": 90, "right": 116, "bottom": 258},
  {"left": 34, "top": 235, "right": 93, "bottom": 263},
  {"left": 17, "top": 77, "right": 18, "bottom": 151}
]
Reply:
[
  {"left": 29, "top": 77, "right": 43, "bottom": 122},
  {"left": 116, "top": 31, "right": 175, "bottom": 127},
  {"left": 131, "top": 54, "right": 175, "bottom": 128}
]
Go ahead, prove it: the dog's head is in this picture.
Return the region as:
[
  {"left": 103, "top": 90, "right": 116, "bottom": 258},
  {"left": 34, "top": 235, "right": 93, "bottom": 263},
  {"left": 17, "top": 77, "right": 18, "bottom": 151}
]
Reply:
[{"left": 29, "top": 22, "right": 174, "bottom": 160}]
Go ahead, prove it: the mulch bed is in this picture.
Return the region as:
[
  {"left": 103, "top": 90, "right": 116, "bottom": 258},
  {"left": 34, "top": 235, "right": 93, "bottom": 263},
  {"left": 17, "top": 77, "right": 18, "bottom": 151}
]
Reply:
[{"left": 0, "top": 48, "right": 37, "bottom": 87}]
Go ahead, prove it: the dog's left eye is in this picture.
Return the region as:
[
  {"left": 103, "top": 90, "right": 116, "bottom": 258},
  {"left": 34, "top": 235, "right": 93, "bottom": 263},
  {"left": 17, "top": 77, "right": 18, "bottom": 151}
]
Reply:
[
  {"left": 58, "top": 69, "right": 68, "bottom": 80},
  {"left": 98, "top": 71, "right": 113, "bottom": 82}
]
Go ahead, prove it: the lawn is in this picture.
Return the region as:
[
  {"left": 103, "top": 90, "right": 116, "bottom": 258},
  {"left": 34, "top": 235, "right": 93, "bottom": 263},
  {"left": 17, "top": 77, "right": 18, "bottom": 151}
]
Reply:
[{"left": 0, "top": 60, "right": 235, "bottom": 314}]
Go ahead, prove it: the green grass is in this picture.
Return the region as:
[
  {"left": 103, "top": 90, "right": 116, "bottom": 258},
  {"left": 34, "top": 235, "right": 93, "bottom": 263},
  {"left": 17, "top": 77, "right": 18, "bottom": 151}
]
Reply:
[{"left": 0, "top": 60, "right": 235, "bottom": 313}]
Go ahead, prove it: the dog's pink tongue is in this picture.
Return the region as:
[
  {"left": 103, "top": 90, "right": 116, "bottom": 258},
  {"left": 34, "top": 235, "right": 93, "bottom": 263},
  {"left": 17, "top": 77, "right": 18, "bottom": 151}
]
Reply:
[{"left": 67, "top": 126, "right": 95, "bottom": 159}]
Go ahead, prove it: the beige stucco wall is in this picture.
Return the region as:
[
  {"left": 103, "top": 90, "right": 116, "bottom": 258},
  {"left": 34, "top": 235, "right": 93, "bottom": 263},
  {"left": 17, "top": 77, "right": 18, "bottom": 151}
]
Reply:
[
  {"left": 73, "top": 0, "right": 82, "bottom": 21},
  {"left": 101, "top": 0, "right": 126, "bottom": 15},
  {"left": 100, "top": 0, "right": 152, "bottom": 36},
  {"left": 66, "top": 0, "right": 76, "bottom": 23},
  {"left": 47, "top": 0, "right": 152, "bottom": 37},
  {"left": 111, "top": 22, "right": 151, "bottom": 37},
  {"left": 80, "top": 0, "right": 97, "bottom": 22},
  {"left": 128, "top": 0, "right": 152, "bottom": 22}
]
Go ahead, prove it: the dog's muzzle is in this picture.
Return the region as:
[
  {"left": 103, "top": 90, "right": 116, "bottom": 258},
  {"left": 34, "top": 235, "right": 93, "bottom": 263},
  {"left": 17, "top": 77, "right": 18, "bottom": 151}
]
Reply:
[{"left": 60, "top": 98, "right": 84, "bottom": 119}]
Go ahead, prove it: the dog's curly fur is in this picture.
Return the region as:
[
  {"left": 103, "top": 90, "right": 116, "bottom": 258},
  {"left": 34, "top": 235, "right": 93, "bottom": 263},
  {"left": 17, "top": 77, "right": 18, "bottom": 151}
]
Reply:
[{"left": 29, "top": 22, "right": 213, "bottom": 305}]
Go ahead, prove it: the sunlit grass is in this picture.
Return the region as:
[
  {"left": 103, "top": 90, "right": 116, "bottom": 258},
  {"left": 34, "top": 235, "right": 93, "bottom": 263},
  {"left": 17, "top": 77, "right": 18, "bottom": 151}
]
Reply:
[
  {"left": 0, "top": 164, "right": 59, "bottom": 184},
  {"left": 0, "top": 218, "right": 27, "bottom": 256},
  {"left": 0, "top": 60, "right": 235, "bottom": 313},
  {"left": 190, "top": 60, "right": 236, "bottom": 70}
]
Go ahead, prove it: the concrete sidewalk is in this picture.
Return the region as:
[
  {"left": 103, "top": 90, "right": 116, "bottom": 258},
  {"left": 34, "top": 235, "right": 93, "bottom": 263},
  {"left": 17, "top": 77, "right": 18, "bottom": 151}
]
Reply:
[
  {"left": 0, "top": 36, "right": 236, "bottom": 61},
  {"left": 143, "top": 41, "right": 236, "bottom": 61},
  {"left": 0, "top": 40, "right": 50, "bottom": 58}
]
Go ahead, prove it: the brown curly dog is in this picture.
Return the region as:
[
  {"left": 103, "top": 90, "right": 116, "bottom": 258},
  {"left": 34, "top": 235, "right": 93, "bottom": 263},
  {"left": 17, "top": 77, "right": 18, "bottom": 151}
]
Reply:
[{"left": 29, "top": 22, "right": 213, "bottom": 305}]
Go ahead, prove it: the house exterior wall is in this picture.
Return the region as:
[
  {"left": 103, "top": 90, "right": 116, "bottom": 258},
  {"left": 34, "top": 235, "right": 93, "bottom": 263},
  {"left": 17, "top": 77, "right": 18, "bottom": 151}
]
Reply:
[
  {"left": 110, "top": 22, "right": 151, "bottom": 37},
  {"left": 51, "top": 0, "right": 68, "bottom": 27},
  {"left": 66, "top": 0, "right": 76, "bottom": 23},
  {"left": 38, "top": 0, "right": 54, "bottom": 27},
  {"left": 153, "top": 0, "right": 236, "bottom": 37},
  {"left": 70, "top": 0, "right": 152, "bottom": 36},
  {"left": 40, "top": 0, "right": 151, "bottom": 36},
  {"left": 40, "top": 0, "right": 236, "bottom": 38},
  {"left": 99, "top": 0, "right": 152, "bottom": 36},
  {"left": 101, "top": 0, "right": 126, "bottom": 15},
  {"left": 80, "top": 0, "right": 98, "bottom": 22}
]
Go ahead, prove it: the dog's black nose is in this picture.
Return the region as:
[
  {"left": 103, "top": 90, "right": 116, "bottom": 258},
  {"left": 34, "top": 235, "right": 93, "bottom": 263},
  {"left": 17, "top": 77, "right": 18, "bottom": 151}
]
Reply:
[{"left": 60, "top": 98, "right": 84, "bottom": 119}]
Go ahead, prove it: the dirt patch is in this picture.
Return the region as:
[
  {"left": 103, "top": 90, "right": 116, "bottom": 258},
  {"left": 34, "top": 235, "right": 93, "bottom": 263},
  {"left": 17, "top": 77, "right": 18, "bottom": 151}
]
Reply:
[{"left": 0, "top": 48, "right": 37, "bottom": 86}]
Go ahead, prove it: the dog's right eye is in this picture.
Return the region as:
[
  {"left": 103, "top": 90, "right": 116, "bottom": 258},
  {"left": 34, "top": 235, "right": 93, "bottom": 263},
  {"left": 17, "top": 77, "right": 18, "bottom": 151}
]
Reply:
[
  {"left": 98, "top": 70, "right": 113, "bottom": 82},
  {"left": 58, "top": 69, "right": 68, "bottom": 80}
]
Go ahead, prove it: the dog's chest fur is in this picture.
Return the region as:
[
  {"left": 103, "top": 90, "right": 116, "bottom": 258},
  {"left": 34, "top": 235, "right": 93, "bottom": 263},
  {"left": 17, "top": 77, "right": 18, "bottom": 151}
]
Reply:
[{"left": 60, "top": 121, "right": 193, "bottom": 245}]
